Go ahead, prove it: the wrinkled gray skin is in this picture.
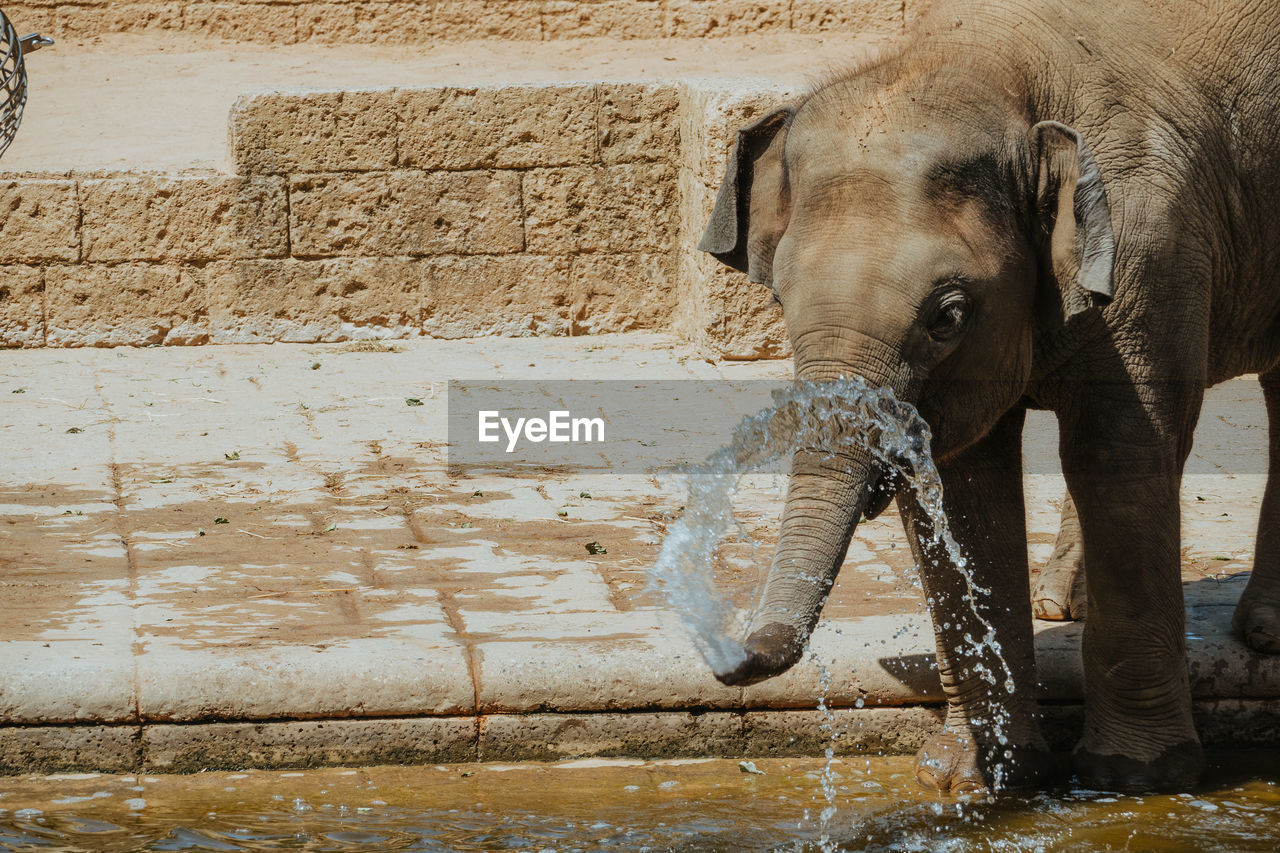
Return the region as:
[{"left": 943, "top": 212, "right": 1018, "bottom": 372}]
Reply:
[{"left": 701, "top": 0, "right": 1280, "bottom": 794}]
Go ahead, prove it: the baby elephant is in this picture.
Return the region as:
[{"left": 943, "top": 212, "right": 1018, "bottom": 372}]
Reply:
[{"left": 702, "top": 0, "right": 1280, "bottom": 793}]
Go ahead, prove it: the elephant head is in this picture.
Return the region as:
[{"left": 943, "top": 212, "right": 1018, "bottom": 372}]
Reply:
[{"left": 701, "top": 69, "right": 1116, "bottom": 685}]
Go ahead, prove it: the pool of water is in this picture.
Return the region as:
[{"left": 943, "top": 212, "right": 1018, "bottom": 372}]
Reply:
[{"left": 1, "top": 753, "right": 1277, "bottom": 852}]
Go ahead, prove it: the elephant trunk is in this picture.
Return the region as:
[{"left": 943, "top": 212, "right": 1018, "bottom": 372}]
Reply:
[
  {"left": 714, "top": 345, "right": 911, "bottom": 686},
  {"left": 714, "top": 444, "right": 878, "bottom": 685}
]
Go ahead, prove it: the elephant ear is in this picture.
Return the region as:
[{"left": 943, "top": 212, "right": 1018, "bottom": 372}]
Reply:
[
  {"left": 698, "top": 106, "right": 794, "bottom": 287},
  {"left": 1031, "top": 121, "right": 1116, "bottom": 318}
]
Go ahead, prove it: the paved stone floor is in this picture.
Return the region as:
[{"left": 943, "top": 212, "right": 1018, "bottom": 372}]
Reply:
[{"left": 1, "top": 333, "right": 1276, "bottom": 771}]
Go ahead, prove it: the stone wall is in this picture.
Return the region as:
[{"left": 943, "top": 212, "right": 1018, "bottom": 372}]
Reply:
[
  {"left": 5, "top": 1, "right": 906, "bottom": 44},
  {"left": 0, "top": 80, "right": 799, "bottom": 355}
]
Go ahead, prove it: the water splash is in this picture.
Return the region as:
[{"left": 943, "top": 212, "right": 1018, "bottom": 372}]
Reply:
[
  {"left": 813, "top": 652, "right": 841, "bottom": 852},
  {"left": 649, "top": 377, "right": 1017, "bottom": 790}
]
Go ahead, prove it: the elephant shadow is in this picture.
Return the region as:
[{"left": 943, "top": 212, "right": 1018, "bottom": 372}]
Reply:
[{"left": 874, "top": 572, "right": 1278, "bottom": 752}]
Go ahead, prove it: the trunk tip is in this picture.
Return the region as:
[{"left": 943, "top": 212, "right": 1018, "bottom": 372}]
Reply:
[{"left": 713, "top": 623, "right": 806, "bottom": 686}]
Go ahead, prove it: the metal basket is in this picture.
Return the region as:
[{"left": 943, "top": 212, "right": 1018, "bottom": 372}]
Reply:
[{"left": 0, "top": 8, "right": 27, "bottom": 159}]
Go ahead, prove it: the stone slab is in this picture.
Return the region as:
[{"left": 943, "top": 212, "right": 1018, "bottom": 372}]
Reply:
[
  {"left": 478, "top": 711, "right": 745, "bottom": 761},
  {"left": 467, "top": 610, "right": 744, "bottom": 713},
  {"left": 522, "top": 163, "right": 677, "bottom": 253},
  {"left": 422, "top": 254, "right": 573, "bottom": 338},
  {"left": 206, "top": 257, "right": 430, "bottom": 343},
  {"left": 396, "top": 85, "right": 598, "bottom": 170},
  {"left": 0, "top": 725, "right": 140, "bottom": 775},
  {"left": 0, "top": 265, "right": 44, "bottom": 347},
  {"left": 743, "top": 707, "right": 947, "bottom": 757},
  {"left": 135, "top": 635, "right": 474, "bottom": 722},
  {"left": 142, "top": 717, "right": 477, "bottom": 772},
  {"left": 288, "top": 171, "right": 524, "bottom": 257},
  {"left": 0, "top": 642, "right": 137, "bottom": 725},
  {"left": 0, "top": 180, "right": 79, "bottom": 263},
  {"left": 44, "top": 263, "right": 209, "bottom": 347},
  {"left": 79, "top": 175, "right": 288, "bottom": 262},
  {"left": 231, "top": 90, "right": 399, "bottom": 175}
]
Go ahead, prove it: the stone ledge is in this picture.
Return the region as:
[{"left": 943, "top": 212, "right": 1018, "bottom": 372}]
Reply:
[{"left": 4, "top": 700, "right": 1277, "bottom": 774}]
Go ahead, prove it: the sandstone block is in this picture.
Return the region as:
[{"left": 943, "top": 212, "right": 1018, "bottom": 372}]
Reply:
[
  {"left": 208, "top": 257, "right": 428, "bottom": 343},
  {"left": 185, "top": 3, "right": 300, "bottom": 43},
  {"left": 541, "top": 0, "right": 663, "bottom": 39},
  {"left": 45, "top": 264, "right": 209, "bottom": 347},
  {"left": 144, "top": 717, "right": 476, "bottom": 772},
  {"left": 678, "top": 80, "right": 803, "bottom": 192},
  {"left": 791, "top": 0, "right": 905, "bottom": 34},
  {"left": 0, "top": 179, "right": 79, "bottom": 263},
  {"left": 233, "top": 175, "right": 291, "bottom": 258},
  {"left": 0, "top": 726, "right": 138, "bottom": 775},
  {"left": 0, "top": 266, "right": 44, "bottom": 347},
  {"left": 743, "top": 707, "right": 944, "bottom": 757},
  {"left": 676, "top": 252, "right": 789, "bottom": 360},
  {"left": 429, "top": 0, "right": 544, "bottom": 39},
  {"left": 599, "top": 82, "right": 681, "bottom": 164},
  {"left": 523, "top": 164, "right": 677, "bottom": 253},
  {"left": 570, "top": 253, "right": 673, "bottom": 334},
  {"left": 664, "top": 0, "right": 791, "bottom": 37},
  {"left": 289, "top": 170, "right": 523, "bottom": 257},
  {"left": 81, "top": 175, "right": 287, "bottom": 262},
  {"left": 397, "top": 85, "right": 597, "bottom": 170},
  {"left": 297, "top": 2, "right": 434, "bottom": 43},
  {"left": 57, "top": 3, "right": 183, "bottom": 36},
  {"left": 1, "top": 6, "right": 56, "bottom": 34},
  {"left": 674, "top": 82, "right": 800, "bottom": 357},
  {"left": 479, "top": 712, "right": 743, "bottom": 761},
  {"left": 231, "top": 90, "right": 398, "bottom": 174},
  {"left": 422, "top": 254, "right": 571, "bottom": 338}
]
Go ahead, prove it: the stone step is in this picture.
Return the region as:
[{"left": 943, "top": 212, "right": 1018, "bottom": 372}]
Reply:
[
  {"left": 6, "top": 1, "right": 907, "bottom": 45},
  {"left": 0, "top": 33, "right": 885, "bottom": 352}
]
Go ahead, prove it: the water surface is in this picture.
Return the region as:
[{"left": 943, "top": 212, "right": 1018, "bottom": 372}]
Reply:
[{"left": 1, "top": 753, "right": 1276, "bottom": 851}]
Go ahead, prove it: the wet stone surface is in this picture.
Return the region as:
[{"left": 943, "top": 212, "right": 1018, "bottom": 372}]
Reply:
[{"left": 0, "top": 334, "right": 1276, "bottom": 766}]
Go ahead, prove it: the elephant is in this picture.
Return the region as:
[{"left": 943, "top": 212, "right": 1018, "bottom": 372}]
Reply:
[{"left": 699, "top": 0, "right": 1280, "bottom": 794}]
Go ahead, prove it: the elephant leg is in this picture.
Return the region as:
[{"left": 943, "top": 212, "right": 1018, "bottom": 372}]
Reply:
[
  {"left": 898, "top": 406, "right": 1053, "bottom": 795},
  {"left": 1031, "top": 490, "right": 1088, "bottom": 621},
  {"left": 1061, "top": 392, "right": 1204, "bottom": 791},
  {"left": 1234, "top": 369, "right": 1280, "bottom": 653}
]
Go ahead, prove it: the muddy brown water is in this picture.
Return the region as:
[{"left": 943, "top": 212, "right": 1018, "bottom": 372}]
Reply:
[{"left": 0, "top": 754, "right": 1276, "bottom": 852}]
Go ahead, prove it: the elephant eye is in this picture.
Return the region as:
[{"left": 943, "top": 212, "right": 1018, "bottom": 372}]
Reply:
[{"left": 926, "top": 290, "right": 970, "bottom": 342}]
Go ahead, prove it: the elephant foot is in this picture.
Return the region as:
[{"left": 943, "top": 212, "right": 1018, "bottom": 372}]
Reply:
[
  {"left": 1073, "top": 740, "right": 1205, "bottom": 793},
  {"left": 1232, "top": 585, "right": 1280, "bottom": 653},
  {"left": 1031, "top": 540, "right": 1087, "bottom": 621},
  {"left": 913, "top": 728, "right": 1057, "bottom": 796}
]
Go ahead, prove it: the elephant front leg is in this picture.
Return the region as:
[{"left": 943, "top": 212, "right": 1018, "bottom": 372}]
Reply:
[
  {"left": 1062, "top": 413, "right": 1205, "bottom": 791},
  {"left": 1234, "top": 369, "right": 1280, "bottom": 653},
  {"left": 898, "top": 407, "right": 1053, "bottom": 795},
  {"left": 1031, "top": 491, "right": 1088, "bottom": 620}
]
